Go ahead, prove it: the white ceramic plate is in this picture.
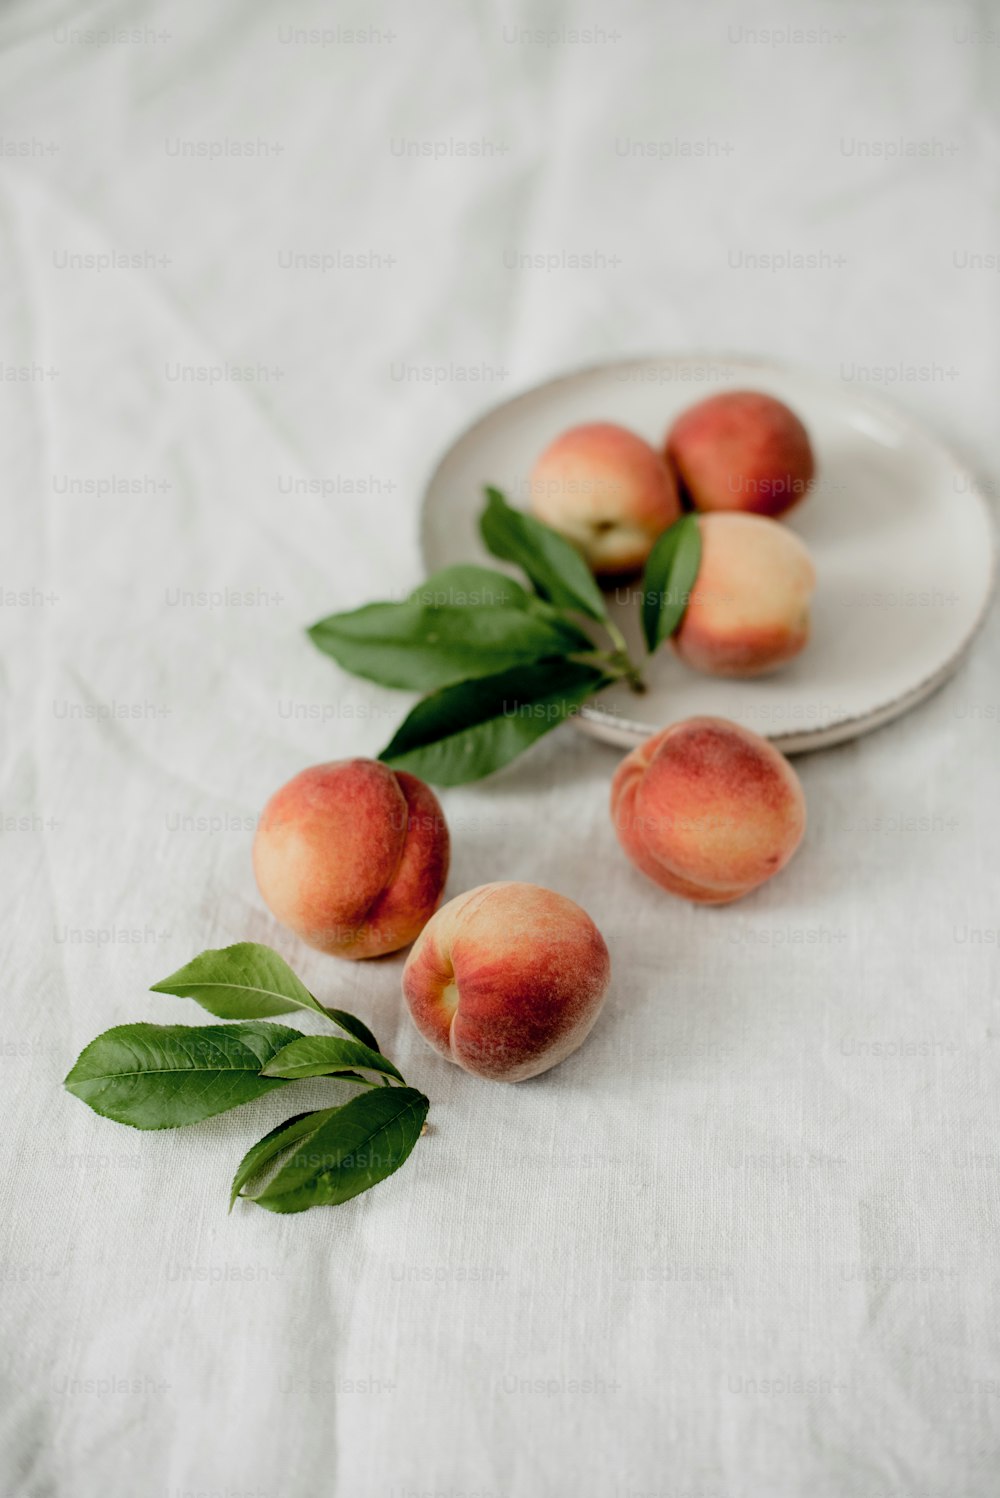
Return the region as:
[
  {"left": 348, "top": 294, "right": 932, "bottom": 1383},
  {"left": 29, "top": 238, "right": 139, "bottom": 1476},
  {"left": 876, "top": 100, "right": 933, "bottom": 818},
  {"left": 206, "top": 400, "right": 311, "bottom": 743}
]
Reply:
[{"left": 420, "top": 355, "right": 996, "bottom": 753}]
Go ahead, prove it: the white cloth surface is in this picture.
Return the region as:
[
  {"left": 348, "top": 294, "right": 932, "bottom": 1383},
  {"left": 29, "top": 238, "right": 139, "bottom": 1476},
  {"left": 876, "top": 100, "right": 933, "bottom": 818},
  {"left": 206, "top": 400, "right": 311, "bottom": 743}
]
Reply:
[{"left": 2, "top": 2, "right": 999, "bottom": 1494}]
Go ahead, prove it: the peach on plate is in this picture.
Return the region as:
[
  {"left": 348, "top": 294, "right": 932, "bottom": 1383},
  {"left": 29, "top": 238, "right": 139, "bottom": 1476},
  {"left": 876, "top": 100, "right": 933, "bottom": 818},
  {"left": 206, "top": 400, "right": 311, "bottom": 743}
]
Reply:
[
  {"left": 610, "top": 717, "right": 806, "bottom": 905},
  {"left": 666, "top": 389, "right": 815, "bottom": 518},
  {"left": 402, "top": 881, "right": 611, "bottom": 1081},
  {"left": 253, "top": 759, "right": 449, "bottom": 959},
  {"left": 673, "top": 512, "right": 815, "bottom": 678},
  {"left": 530, "top": 421, "right": 681, "bottom": 576}
]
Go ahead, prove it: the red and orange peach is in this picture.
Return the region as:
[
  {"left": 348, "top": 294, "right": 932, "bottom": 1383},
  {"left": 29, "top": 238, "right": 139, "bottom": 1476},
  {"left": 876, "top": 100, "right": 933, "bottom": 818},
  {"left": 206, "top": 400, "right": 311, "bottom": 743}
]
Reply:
[
  {"left": 253, "top": 759, "right": 449, "bottom": 959},
  {"left": 402, "top": 881, "right": 611, "bottom": 1081},
  {"left": 610, "top": 717, "right": 806, "bottom": 905},
  {"left": 666, "top": 390, "right": 815, "bottom": 518},
  {"left": 530, "top": 421, "right": 681, "bottom": 576},
  {"left": 673, "top": 512, "right": 815, "bottom": 678}
]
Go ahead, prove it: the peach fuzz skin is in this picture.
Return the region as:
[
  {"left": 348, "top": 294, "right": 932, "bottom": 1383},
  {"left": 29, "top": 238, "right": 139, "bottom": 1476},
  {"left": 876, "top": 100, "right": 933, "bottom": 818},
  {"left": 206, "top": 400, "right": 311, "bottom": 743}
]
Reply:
[
  {"left": 673, "top": 512, "right": 816, "bottom": 678},
  {"left": 666, "top": 389, "right": 815, "bottom": 518},
  {"left": 402, "top": 882, "right": 611, "bottom": 1082},
  {"left": 611, "top": 717, "right": 806, "bottom": 906},
  {"left": 253, "top": 759, "right": 449, "bottom": 960},
  {"left": 530, "top": 421, "right": 681, "bottom": 576}
]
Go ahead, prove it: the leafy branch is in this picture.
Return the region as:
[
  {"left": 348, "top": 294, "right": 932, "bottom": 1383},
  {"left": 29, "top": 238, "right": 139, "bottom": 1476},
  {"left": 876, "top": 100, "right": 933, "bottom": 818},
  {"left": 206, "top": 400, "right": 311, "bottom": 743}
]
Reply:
[
  {"left": 307, "top": 487, "right": 702, "bottom": 784},
  {"left": 65, "top": 943, "right": 428, "bottom": 1216}
]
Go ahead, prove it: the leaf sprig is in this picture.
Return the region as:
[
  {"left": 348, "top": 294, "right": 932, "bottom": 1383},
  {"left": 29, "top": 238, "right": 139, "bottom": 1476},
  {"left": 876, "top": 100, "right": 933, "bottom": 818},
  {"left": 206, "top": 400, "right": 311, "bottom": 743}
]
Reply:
[
  {"left": 308, "top": 488, "right": 702, "bottom": 785},
  {"left": 65, "top": 943, "right": 428, "bottom": 1216}
]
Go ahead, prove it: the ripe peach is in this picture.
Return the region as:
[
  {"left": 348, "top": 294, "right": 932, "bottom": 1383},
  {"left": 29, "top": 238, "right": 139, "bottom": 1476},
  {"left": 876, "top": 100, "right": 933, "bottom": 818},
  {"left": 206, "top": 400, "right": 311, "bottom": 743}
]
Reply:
[
  {"left": 530, "top": 421, "right": 681, "bottom": 576},
  {"left": 666, "top": 390, "right": 815, "bottom": 517},
  {"left": 673, "top": 512, "right": 815, "bottom": 678},
  {"left": 402, "top": 882, "right": 611, "bottom": 1081},
  {"left": 610, "top": 717, "right": 806, "bottom": 905},
  {"left": 253, "top": 759, "right": 449, "bottom": 960}
]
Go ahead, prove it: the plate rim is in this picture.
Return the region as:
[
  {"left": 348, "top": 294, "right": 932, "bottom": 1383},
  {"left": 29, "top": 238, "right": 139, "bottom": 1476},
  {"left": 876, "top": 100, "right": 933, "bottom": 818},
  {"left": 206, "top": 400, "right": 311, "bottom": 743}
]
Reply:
[{"left": 419, "top": 350, "right": 998, "bottom": 755}]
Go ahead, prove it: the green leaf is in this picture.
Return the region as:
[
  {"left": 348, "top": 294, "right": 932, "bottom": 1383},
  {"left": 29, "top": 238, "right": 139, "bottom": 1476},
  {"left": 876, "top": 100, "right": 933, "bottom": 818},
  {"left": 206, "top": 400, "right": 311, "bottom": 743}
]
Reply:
[
  {"left": 262, "top": 1035, "right": 405, "bottom": 1085},
  {"left": 407, "top": 563, "right": 534, "bottom": 611},
  {"left": 151, "top": 943, "right": 330, "bottom": 1022},
  {"left": 229, "top": 1108, "right": 339, "bottom": 1210},
  {"left": 378, "top": 660, "right": 609, "bottom": 786},
  {"left": 640, "top": 514, "right": 702, "bottom": 652},
  {"left": 323, "top": 1008, "right": 381, "bottom": 1053},
  {"left": 307, "top": 591, "right": 587, "bottom": 692},
  {"left": 412, "top": 565, "right": 594, "bottom": 652},
  {"left": 480, "top": 486, "right": 608, "bottom": 622},
  {"left": 64, "top": 1021, "right": 301, "bottom": 1130},
  {"left": 248, "top": 1086, "right": 429, "bottom": 1215},
  {"left": 151, "top": 945, "right": 385, "bottom": 1054}
]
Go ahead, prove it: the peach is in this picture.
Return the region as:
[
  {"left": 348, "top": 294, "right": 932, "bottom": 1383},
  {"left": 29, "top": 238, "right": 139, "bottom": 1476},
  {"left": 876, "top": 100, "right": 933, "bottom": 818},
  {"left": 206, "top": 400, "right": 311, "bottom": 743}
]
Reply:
[
  {"left": 402, "top": 882, "right": 611, "bottom": 1081},
  {"left": 673, "top": 512, "right": 815, "bottom": 678},
  {"left": 253, "top": 759, "right": 449, "bottom": 960},
  {"left": 666, "top": 390, "right": 815, "bottom": 517},
  {"left": 611, "top": 717, "right": 806, "bottom": 905},
  {"left": 530, "top": 421, "right": 681, "bottom": 576}
]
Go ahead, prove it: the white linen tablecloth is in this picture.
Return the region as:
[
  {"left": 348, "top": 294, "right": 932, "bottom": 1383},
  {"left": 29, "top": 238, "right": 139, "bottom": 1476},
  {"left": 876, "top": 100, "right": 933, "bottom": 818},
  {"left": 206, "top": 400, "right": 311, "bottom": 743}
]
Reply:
[{"left": 2, "top": 2, "right": 999, "bottom": 1494}]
